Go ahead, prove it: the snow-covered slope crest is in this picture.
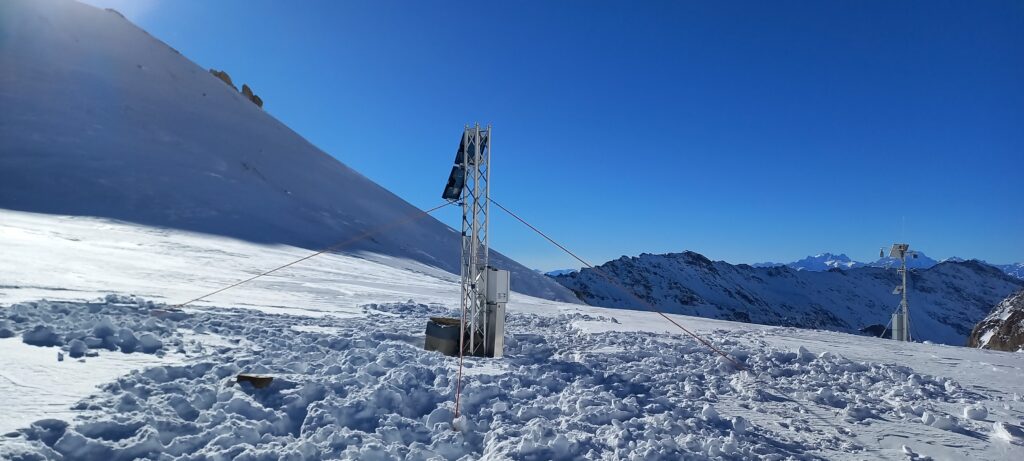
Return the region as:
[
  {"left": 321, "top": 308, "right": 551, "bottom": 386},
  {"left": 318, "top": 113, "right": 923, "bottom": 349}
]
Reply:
[
  {"left": 0, "top": 0, "right": 575, "bottom": 302},
  {"left": 968, "top": 290, "right": 1024, "bottom": 352},
  {"left": 553, "top": 251, "right": 1024, "bottom": 345}
]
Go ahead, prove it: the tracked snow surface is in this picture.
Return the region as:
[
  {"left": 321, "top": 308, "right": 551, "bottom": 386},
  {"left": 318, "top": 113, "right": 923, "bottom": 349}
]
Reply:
[{"left": 3, "top": 211, "right": 1024, "bottom": 460}]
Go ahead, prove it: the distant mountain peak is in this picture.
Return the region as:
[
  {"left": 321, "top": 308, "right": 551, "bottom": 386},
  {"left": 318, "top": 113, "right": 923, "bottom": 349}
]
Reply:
[
  {"left": 871, "top": 251, "right": 938, "bottom": 270},
  {"left": 757, "top": 252, "right": 1022, "bottom": 280},
  {"left": 787, "top": 252, "right": 863, "bottom": 271}
]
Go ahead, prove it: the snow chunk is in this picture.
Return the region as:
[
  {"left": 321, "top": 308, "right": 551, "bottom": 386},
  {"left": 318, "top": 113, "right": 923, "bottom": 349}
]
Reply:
[
  {"left": 844, "top": 404, "right": 874, "bottom": 422},
  {"left": 922, "top": 412, "right": 959, "bottom": 431},
  {"left": 701, "top": 403, "right": 720, "bottom": 421},
  {"left": 68, "top": 339, "right": 87, "bottom": 358},
  {"left": 116, "top": 328, "right": 139, "bottom": 353},
  {"left": 795, "top": 346, "right": 815, "bottom": 362},
  {"left": 993, "top": 422, "right": 1024, "bottom": 443},
  {"left": 0, "top": 320, "right": 15, "bottom": 338},
  {"left": 137, "top": 333, "right": 163, "bottom": 353},
  {"left": 92, "top": 318, "right": 117, "bottom": 338},
  {"left": 731, "top": 416, "right": 749, "bottom": 435},
  {"left": 962, "top": 404, "right": 988, "bottom": 421},
  {"left": 22, "top": 325, "right": 62, "bottom": 347}
]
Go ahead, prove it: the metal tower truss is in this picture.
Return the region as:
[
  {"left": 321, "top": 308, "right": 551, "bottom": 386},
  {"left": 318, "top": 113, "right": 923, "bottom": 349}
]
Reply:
[{"left": 442, "top": 125, "right": 493, "bottom": 356}]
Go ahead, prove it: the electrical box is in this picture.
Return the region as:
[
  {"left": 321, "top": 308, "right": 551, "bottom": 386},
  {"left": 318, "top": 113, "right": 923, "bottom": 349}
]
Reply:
[
  {"left": 486, "top": 302, "right": 506, "bottom": 358},
  {"left": 892, "top": 312, "right": 908, "bottom": 342},
  {"left": 485, "top": 268, "right": 510, "bottom": 304}
]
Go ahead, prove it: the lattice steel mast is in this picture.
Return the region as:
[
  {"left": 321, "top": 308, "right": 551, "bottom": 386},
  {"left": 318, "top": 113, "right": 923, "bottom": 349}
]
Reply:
[
  {"left": 459, "top": 125, "right": 490, "bottom": 355},
  {"left": 434, "top": 124, "right": 507, "bottom": 358}
]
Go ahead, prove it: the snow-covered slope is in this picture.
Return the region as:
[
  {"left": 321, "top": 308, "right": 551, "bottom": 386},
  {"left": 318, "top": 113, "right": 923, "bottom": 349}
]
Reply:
[
  {"left": 0, "top": 0, "right": 575, "bottom": 302},
  {"left": 968, "top": 290, "right": 1024, "bottom": 352},
  {"left": 2, "top": 212, "right": 1024, "bottom": 460},
  {"left": 553, "top": 251, "right": 1024, "bottom": 345}
]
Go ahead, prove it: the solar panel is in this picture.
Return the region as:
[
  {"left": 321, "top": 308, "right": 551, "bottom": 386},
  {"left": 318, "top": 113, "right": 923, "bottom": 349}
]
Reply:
[
  {"left": 441, "top": 132, "right": 470, "bottom": 200},
  {"left": 441, "top": 126, "right": 490, "bottom": 200},
  {"left": 442, "top": 165, "right": 465, "bottom": 200},
  {"left": 889, "top": 243, "right": 909, "bottom": 258}
]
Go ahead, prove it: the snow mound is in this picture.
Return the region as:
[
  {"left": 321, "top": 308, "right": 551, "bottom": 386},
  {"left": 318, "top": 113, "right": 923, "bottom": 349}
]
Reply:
[
  {"left": 962, "top": 404, "right": 988, "bottom": 421},
  {"left": 22, "top": 325, "right": 62, "bottom": 347},
  {"left": 3, "top": 297, "right": 180, "bottom": 359}
]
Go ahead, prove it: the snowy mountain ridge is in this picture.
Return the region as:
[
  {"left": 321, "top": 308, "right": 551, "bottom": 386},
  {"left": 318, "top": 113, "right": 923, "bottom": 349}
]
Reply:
[
  {"left": 543, "top": 269, "right": 578, "bottom": 277},
  {"left": 755, "top": 251, "right": 1023, "bottom": 279},
  {"left": 777, "top": 252, "right": 863, "bottom": 271},
  {"left": 553, "top": 251, "right": 1024, "bottom": 345}
]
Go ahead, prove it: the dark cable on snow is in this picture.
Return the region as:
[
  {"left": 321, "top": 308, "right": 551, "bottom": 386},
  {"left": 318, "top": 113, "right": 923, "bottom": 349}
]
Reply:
[
  {"left": 172, "top": 201, "right": 454, "bottom": 309},
  {"left": 488, "top": 197, "right": 746, "bottom": 370}
]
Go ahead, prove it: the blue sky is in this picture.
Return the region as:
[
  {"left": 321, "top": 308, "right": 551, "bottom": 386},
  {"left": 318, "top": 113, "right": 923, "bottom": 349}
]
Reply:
[{"left": 83, "top": 0, "right": 1023, "bottom": 269}]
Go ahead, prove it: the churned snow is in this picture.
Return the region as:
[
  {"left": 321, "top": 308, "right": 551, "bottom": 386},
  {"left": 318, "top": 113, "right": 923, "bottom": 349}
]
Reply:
[{"left": 2, "top": 211, "right": 1024, "bottom": 460}]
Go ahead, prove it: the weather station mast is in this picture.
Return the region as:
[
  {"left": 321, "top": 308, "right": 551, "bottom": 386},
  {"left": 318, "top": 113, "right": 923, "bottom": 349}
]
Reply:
[
  {"left": 424, "top": 125, "right": 509, "bottom": 358},
  {"left": 883, "top": 243, "right": 917, "bottom": 341}
]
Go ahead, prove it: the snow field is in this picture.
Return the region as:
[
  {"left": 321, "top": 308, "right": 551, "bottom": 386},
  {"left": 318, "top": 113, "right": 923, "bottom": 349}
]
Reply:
[{"left": 3, "top": 297, "right": 1022, "bottom": 459}]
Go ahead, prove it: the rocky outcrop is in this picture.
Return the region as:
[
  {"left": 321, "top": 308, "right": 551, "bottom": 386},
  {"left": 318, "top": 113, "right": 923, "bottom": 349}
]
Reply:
[
  {"left": 208, "top": 70, "right": 263, "bottom": 109},
  {"left": 241, "top": 84, "right": 263, "bottom": 108},
  {"left": 968, "top": 290, "right": 1024, "bottom": 351},
  {"left": 209, "top": 69, "right": 237, "bottom": 91}
]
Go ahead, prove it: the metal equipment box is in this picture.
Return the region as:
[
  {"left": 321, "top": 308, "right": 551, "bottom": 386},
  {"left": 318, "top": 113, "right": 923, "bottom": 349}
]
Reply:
[
  {"left": 424, "top": 317, "right": 462, "bottom": 356},
  {"left": 485, "top": 268, "right": 510, "bottom": 304}
]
